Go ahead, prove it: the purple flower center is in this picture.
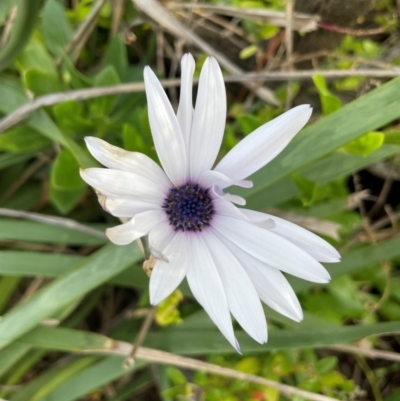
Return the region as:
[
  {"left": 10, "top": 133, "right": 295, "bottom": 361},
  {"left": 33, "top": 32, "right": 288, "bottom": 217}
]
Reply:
[{"left": 163, "top": 183, "right": 214, "bottom": 232}]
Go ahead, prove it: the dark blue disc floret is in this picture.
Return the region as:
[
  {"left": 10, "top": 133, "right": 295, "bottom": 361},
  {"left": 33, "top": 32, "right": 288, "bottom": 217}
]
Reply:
[{"left": 163, "top": 183, "right": 214, "bottom": 232}]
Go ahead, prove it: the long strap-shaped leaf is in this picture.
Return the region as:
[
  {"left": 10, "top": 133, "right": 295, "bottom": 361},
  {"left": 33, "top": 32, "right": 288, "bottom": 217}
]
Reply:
[{"left": 0, "top": 243, "right": 142, "bottom": 350}]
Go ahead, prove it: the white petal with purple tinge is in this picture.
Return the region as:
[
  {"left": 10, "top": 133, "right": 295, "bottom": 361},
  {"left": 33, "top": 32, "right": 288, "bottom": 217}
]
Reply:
[
  {"left": 84, "top": 137, "right": 171, "bottom": 192},
  {"left": 186, "top": 234, "right": 240, "bottom": 352},
  {"left": 144, "top": 66, "right": 188, "bottom": 186},
  {"left": 240, "top": 209, "right": 341, "bottom": 263},
  {"left": 177, "top": 53, "right": 195, "bottom": 152},
  {"left": 202, "top": 230, "right": 268, "bottom": 344},
  {"left": 80, "top": 168, "right": 166, "bottom": 202},
  {"left": 106, "top": 210, "right": 166, "bottom": 245},
  {"left": 150, "top": 232, "right": 190, "bottom": 305},
  {"left": 213, "top": 215, "right": 331, "bottom": 283},
  {"left": 189, "top": 57, "right": 227, "bottom": 180},
  {"left": 105, "top": 197, "right": 161, "bottom": 218},
  {"left": 215, "top": 105, "right": 312, "bottom": 180},
  {"left": 214, "top": 232, "right": 303, "bottom": 321}
]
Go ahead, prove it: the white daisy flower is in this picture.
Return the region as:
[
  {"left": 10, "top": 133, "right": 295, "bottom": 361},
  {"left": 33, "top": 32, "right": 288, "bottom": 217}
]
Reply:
[{"left": 80, "top": 53, "right": 340, "bottom": 352}]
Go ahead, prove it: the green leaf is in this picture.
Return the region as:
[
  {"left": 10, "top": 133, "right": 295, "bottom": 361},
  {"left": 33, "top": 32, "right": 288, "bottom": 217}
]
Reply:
[
  {"left": 0, "top": 243, "right": 142, "bottom": 350},
  {"left": 16, "top": 36, "right": 57, "bottom": 77},
  {"left": 0, "top": 80, "right": 94, "bottom": 168},
  {"left": 0, "top": 343, "right": 31, "bottom": 379},
  {"left": 51, "top": 149, "right": 86, "bottom": 191},
  {"left": 35, "top": 357, "right": 147, "bottom": 401},
  {"left": 42, "top": 0, "right": 74, "bottom": 56},
  {"left": 384, "top": 129, "right": 400, "bottom": 144},
  {"left": 240, "top": 77, "right": 400, "bottom": 207},
  {"left": 90, "top": 65, "right": 121, "bottom": 117},
  {"left": 23, "top": 69, "right": 64, "bottom": 96},
  {"left": 340, "top": 131, "right": 385, "bottom": 156},
  {"left": 0, "top": 0, "right": 42, "bottom": 72},
  {"left": 49, "top": 185, "right": 86, "bottom": 215},
  {"left": 9, "top": 356, "right": 99, "bottom": 401},
  {"left": 312, "top": 74, "right": 342, "bottom": 116},
  {"left": 239, "top": 45, "right": 258, "bottom": 60},
  {"left": 0, "top": 152, "right": 35, "bottom": 170},
  {"left": 0, "top": 0, "right": 18, "bottom": 25},
  {"left": 50, "top": 149, "right": 87, "bottom": 213},
  {"left": 15, "top": 320, "right": 400, "bottom": 356},
  {"left": 238, "top": 115, "right": 263, "bottom": 136},
  {"left": 123, "top": 123, "right": 147, "bottom": 152},
  {"left": 53, "top": 101, "right": 92, "bottom": 132},
  {"left": 104, "top": 35, "right": 128, "bottom": 80},
  {"left": 0, "top": 126, "right": 51, "bottom": 152},
  {"left": 0, "top": 219, "right": 107, "bottom": 245}
]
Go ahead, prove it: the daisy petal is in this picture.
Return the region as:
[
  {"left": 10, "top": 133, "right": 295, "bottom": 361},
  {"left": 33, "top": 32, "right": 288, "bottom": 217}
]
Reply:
[
  {"left": 84, "top": 137, "right": 171, "bottom": 191},
  {"left": 214, "top": 233, "right": 303, "bottom": 321},
  {"left": 150, "top": 232, "right": 190, "bottom": 305},
  {"left": 213, "top": 215, "right": 331, "bottom": 283},
  {"left": 106, "top": 210, "right": 166, "bottom": 245},
  {"left": 215, "top": 105, "right": 312, "bottom": 180},
  {"left": 144, "top": 66, "right": 188, "bottom": 185},
  {"left": 177, "top": 53, "right": 195, "bottom": 152},
  {"left": 211, "top": 185, "right": 246, "bottom": 206},
  {"left": 213, "top": 199, "right": 274, "bottom": 229},
  {"left": 189, "top": 57, "right": 226, "bottom": 180},
  {"left": 199, "top": 170, "right": 252, "bottom": 190},
  {"left": 186, "top": 235, "right": 240, "bottom": 352},
  {"left": 80, "top": 168, "right": 166, "bottom": 202},
  {"left": 241, "top": 209, "right": 341, "bottom": 263},
  {"left": 105, "top": 197, "right": 161, "bottom": 218},
  {"left": 149, "top": 221, "right": 176, "bottom": 252},
  {"left": 203, "top": 231, "right": 268, "bottom": 344}
]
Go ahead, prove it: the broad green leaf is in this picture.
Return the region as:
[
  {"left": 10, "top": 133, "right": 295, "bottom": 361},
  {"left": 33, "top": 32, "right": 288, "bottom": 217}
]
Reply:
[
  {"left": 50, "top": 186, "right": 86, "bottom": 215},
  {"left": 241, "top": 77, "right": 400, "bottom": 206},
  {"left": 0, "top": 251, "right": 81, "bottom": 277},
  {"left": 0, "top": 243, "right": 142, "bottom": 350},
  {"left": 340, "top": 131, "right": 385, "bottom": 156},
  {"left": 90, "top": 65, "right": 121, "bottom": 117},
  {"left": 51, "top": 149, "right": 86, "bottom": 191},
  {"left": 144, "top": 320, "right": 400, "bottom": 354},
  {"left": 123, "top": 123, "right": 147, "bottom": 152},
  {"left": 0, "top": 127, "right": 51, "bottom": 152},
  {"left": 104, "top": 35, "right": 129, "bottom": 80},
  {"left": 0, "top": 219, "right": 107, "bottom": 245},
  {"left": 312, "top": 74, "right": 342, "bottom": 116},
  {"left": 53, "top": 101, "right": 92, "bottom": 132},
  {"left": 238, "top": 114, "right": 263, "bottom": 136},
  {"left": 16, "top": 36, "right": 57, "bottom": 77},
  {"left": 50, "top": 149, "right": 87, "bottom": 214},
  {"left": 23, "top": 69, "right": 64, "bottom": 96},
  {"left": 42, "top": 0, "right": 74, "bottom": 56},
  {"left": 15, "top": 320, "right": 400, "bottom": 355}
]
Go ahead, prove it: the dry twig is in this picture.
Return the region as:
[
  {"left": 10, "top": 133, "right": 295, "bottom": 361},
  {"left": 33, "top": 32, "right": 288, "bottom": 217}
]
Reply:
[
  {"left": 1, "top": 68, "right": 400, "bottom": 134},
  {"left": 0, "top": 208, "right": 107, "bottom": 239},
  {"left": 167, "top": 2, "right": 320, "bottom": 32},
  {"left": 131, "top": 0, "right": 279, "bottom": 105}
]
